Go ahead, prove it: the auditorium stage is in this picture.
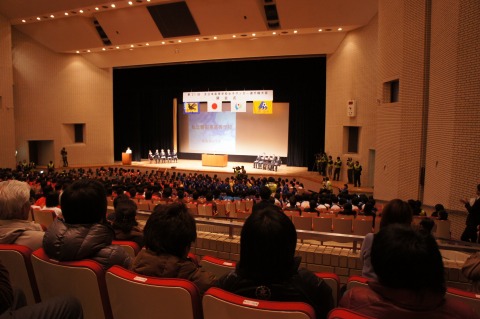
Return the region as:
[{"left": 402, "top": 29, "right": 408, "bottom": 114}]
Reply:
[{"left": 115, "top": 159, "right": 373, "bottom": 195}]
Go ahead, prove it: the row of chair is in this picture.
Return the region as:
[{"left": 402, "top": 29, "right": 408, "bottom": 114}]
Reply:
[{"left": 2, "top": 243, "right": 478, "bottom": 319}]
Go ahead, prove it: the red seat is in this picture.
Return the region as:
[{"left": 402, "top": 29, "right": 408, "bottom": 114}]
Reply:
[
  {"left": 106, "top": 265, "right": 203, "bottom": 319},
  {"left": 112, "top": 240, "right": 141, "bottom": 257},
  {"left": 0, "top": 244, "right": 40, "bottom": 305},
  {"left": 203, "top": 287, "right": 316, "bottom": 319},
  {"left": 31, "top": 248, "right": 113, "bottom": 319},
  {"left": 328, "top": 308, "right": 377, "bottom": 319},
  {"left": 199, "top": 255, "right": 236, "bottom": 278},
  {"left": 316, "top": 272, "right": 340, "bottom": 306},
  {"left": 446, "top": 287, "right": 480, "bottom": 316}
]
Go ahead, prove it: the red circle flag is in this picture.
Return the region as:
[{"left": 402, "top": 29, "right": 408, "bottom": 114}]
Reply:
[{"left": 212, "top": 103, "right": 218, "bottom": 110}]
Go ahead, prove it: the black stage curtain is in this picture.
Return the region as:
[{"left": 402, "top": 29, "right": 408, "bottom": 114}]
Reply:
[{"left": 113, "top": 57, "right": 326, "bottom": 170}]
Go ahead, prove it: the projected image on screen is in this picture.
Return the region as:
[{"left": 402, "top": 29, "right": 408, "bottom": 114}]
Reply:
[
  {"left": 179, "top": 102, "right": 289, "bottom": 156},
  {"left": 189, "top": 112, "right": 236, "bottom": 153}
]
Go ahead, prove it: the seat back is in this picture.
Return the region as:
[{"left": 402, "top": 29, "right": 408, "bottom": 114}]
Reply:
[
  {"left": 373, "top": 216, "right": 381, "bottom": 233},
  {"left": 106, "top": 265, "right": 202, "bottom": 319},
  {"left": 328, "top": 308, "right": 376, "bottom": 319},
  {"left": 433, "top": 219, "right": 451, "bottom": 239},
  {"left": 283, "top": 209, "right": 301, "bottom": 218},
  {"left": 203, "top": 287, "right": 316, "bottom": 319},
  {"left": 235, "top": 200, "right": 246, "bottom": 213},
  {"left": 199, "top": 255, "right": 236, "bottom": 278},
  {"left": 352, "top": 216, "right": 373, "bottom": 236},
  {"left": 312, "top": 215, "right": 333, "bottom": 232},
  {"left": 32, "top": 209, "right": 56, "bottom": 229},
  {"left": 345, "top": 275, "right": 369, "bottom": 291},
  {"left": 332, "top": 217, "right": 353, "bottom": 237},
  {"left": 112, "top": 240, "right": 141, "bottom": 257},
  {"left": 292, "top": 215, "right": 313, "bottom": 232},
  {"left": 245, "top": 199, "right": 254, "bottom": 212},
  {"left": 0, "top": 244, "right": 40, "bottom": 305},
  {"left": 31, "top": 248, "right": 112, "bottom": 319},
  {"left": 216, "top": 202, "right": 228, "bottom": 217},
  {"left": 186, "top": 202, "right": 198, "bottom": 216},
  {"left": 197, "top": 204, "right": 207, "bottom": 216},
  {"left": 137, "top": 201, "right": 150, "bottom": 211},
  {"left": 315, "top": 272, "right": 340, "bottom": 306},
  {"left": 446, "top": 287, "right": 480, "bottom": 316}
]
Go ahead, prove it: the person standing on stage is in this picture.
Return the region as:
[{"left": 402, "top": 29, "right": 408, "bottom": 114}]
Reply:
[
  {"left": 347, "top": 158, "right": 354, "bottom": 184},
  {"left": 319, "top": 152, "right": 328, "bottom": 176},
  {"left": 327, "top": 155, "right": 334, "bottom": 179},
  {"left": 148, "top": 150, "right": 154, "bottom": 163},
  {"left": 61, "top": 147, "right": 68, "bottom": 167},
  {"left": 333, "top": 156, "right": 342, "bottom": 181},
  {"left": 353, "top": 160, "right": 362, "bottom": 187},
  {"left": 154, "top": 149, "right": 160, "bottom": 164},
  {"left": 460, "top": 184, "right": 480, "bottom": 243}
]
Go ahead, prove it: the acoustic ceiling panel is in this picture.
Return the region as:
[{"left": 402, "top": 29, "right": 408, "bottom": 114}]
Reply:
[{"left": 147, "top": 1, "right": 199, "bottom": 38}]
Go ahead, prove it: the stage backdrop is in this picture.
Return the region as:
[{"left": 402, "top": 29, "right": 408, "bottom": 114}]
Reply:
[{"left": 113, "top": 57, "right": 326, "bottom": 169}]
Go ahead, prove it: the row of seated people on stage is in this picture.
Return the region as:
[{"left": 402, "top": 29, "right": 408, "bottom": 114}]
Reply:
[
  {"left": 253, "top": 154, "right": 282, "bottom": 171},
  {"left": 148, "top": 148, "right": 178, "bottom": 163},
  {"left": 1, "top": 178, "right": 477, "bottom": 319}
]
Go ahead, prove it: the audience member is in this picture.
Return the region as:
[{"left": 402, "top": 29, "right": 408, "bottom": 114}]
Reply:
[
  {"left": 419, "top": 217, "right": 435, "bottom": 234},
  {"left": 43, "top": 179, "right": 132, "bottom": 271},
  {"left": 431, "top": 203, "right": 448, "bottom": 220},
  {"left": 216, "top": 205, "right": 334, "bottom": 319},
  {"left": 41, "top": 191, "right": 63, "bottom": 219},
  {"left": 360, "top": 198, "right": 413, "bottom": 280},
  {"left": 0, "top": 180, "right": 44, "bottom": 250},
  {"left": 130, "top": 203, "right": 216, "bottom": 295},
  {"left": 339, "top": 224, "right": 478, "bottom": 318},
  {"left": 252, "top": 186, "right": 275, "bottom": 213},
  {"left": 0, "top": 260, "right": 83, "bottom": 319},
  {"left": 111, "top": 199, "right": 144, "bottom": 247}
]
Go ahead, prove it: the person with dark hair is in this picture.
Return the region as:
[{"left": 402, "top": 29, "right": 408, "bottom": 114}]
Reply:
[
  {"left": 130, "top": 203, "right": 216, "bottom": 295},
  {"left": 360, "top": 198, "right": 413, "bottom": 280},
  {"left": 333, "top": 156, "right": 342, "bottom": 181},
  {"left": 112, "top": 199, "right": 144, "bottom": 247},
  {"left": 460, "top": 184, "right": 480, "bottom": 243},
  {"left": 339, "top": 224, "right": 478, "bottom": 318},
  {"left": 43, "top": 179, "right": 132, "bottom": 271},
  {"left": 216, "top": 205, "right": 334, "bottom": 319},
  {"left": 252, "top": 186, "right": 275, "bottom": 213},
  {"left": 419, "top": 217, "right": 435, "bottom": 234},
  {"left": 431, "top": 203, "right": 448, "bottom": 220},
  {"left": 41, "top": 191, "right": 63, "bottom": 219},
  {"left": 353, "top": 160, "right": 362, "bottom": 187}
]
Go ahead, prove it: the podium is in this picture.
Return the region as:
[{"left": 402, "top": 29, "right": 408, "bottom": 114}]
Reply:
[
  {"left": 122, "top": 153, "right": 132, "bottom": 165},
  {"left": 202, "top": 154, "right": 228, "bottom": 167}
]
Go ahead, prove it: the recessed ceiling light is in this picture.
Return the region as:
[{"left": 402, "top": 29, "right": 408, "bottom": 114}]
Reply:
[
  {"left": 79, "top": 9, "right": 84, "bottom": 13},
  {"left": 318, "top": 29, "right": 323, "bottom": 32},
  {"left": 111, "top": 4, "right": 116, "bottom": 8},
  {"left": 272, "top": 32, "right": 276, "bottom": 35},
  {"left": 161, "top": 41, "right": 165, "bottom": 44},
  {"left": 64, "top": 12, "right": 69, "bottom": 16},
  {"left": 195, "top": 38, "right": 199, "bottom": 41},
  {"left": 146, "top": 43, "right": 149, "bottom": 46},
  {"left": 50, "top": 15, "right": 54, "bottom": 18},
  {"left": 87, "top": 50, "right": 91, "bottom": 52},
  {"left": 293, "top": 30, "right": 298, "bottom": 34},
  {"left": 178, "top": 40, "right": 182, "bottom": 43},
  {"left": 36, "top": 17, "right": 41, "bottom": 20},
  {"left": 130, "top": 44, "right": 134, "bottom": 47},
  {"left": 338, "top": 27, "right": 343, "bottom": 31},
  {"left": 76, "top": 51, "right": 80, "bottom": 53},
  {"left": 116, "top": 46, "right": 119, "bottom": 49},
  {"left": 232, "top": 35, "right": 236, "bottom": 38},
  {"left": 213, "top": 36, "right": 217, "bottom": 40},
  {"left": 102, "top": 48, "right": 106, "bottom": 51},
  {"left": 128, "top": 1, "right": 133, "bottom": 5},
  {"left": 95, "top": 7, "right": 99, "bottom": 11},
  {"left": 22, "top": 19, "right": 26, "bottom": 23}
]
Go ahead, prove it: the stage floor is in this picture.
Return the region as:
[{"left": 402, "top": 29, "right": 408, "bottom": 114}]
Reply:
[{"left": 117, "top": 159, "right": 373, "bottom": 195}]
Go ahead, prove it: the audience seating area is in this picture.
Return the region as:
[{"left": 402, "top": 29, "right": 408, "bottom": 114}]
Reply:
[{"left": 2, "top": 241, "right": 479, "bottom": 319}]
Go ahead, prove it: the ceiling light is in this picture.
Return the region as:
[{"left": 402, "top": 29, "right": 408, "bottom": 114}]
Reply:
[
  {"left": 293, "top": 30, "right": 298, "bottom": 34},
  {"left": 64, "top": 12, "right": 69, "bottom": 16},
  {"left": 116, "top": 46, "right": 119, "bottom": 49},
  {"left": 111, "top": 4, "right": 116, "bottom": 8},
  {"left": 36, "top": 17, "right": 41, "bottom": 20},
  {"left": 318, "top": 29, "right": 323, "bottom": 32},
  {"left": 50, "top": 15, "right": 54, "bottom": 18},
  {"left": 76, "top": 51, "right": 80, "bottom": 53},
  {"left": 146, "top": 43, "right": 149, "bottom": 46},
  {"left": 252, "top": 33, "right": 256, "bottom": 36},
  {"left": 195, "top": 38, "right": 199, "bottom": 41},
  {"left": 161, "top": 41, "right": 165, "bottom": 44},
  {"left": 22, "top": 19, "right": 26, "bottom": 23},
  {"left": 232, "top": 35, "right": 236, "bottom": 38},
  {"left": 272, "top": 32, "right": 276, "bottom": 35},
  {"left": 338, "top": 27, "right": 343, "bottom": 31},
  {"left": 128, "top": 1, "right": 133, "bottom": 4},
  {"left": 87, "top": 50, "right": 91, "bottom": 52},
  {"left": 130, "top": 44, "right": 134, "bottom": 47},
  {"left": 95, "top": 7, "right": 99, "bottom": 11},
  {"left": 102, "top": 48, "right": 106, "bottom": 51},
  {"left": 178, "top": 40, "right": 182, "bottom": 43},
  {"left": 213, "top": 36, "right": 217, "bottom": 40},
  {"left": 79, "top": 9, "right": 84, "bottom": 13}
]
